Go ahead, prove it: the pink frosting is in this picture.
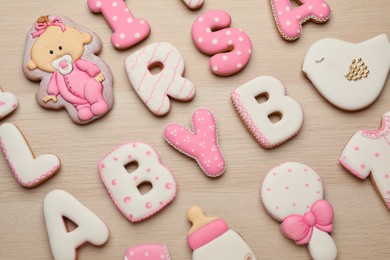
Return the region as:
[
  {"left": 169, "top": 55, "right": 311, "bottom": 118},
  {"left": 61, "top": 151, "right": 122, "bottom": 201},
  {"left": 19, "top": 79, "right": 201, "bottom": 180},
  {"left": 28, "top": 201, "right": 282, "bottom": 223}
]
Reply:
[
  {"left": 192, "top": 10, "right": 252, "bottom": 76},
  {"left": 87, "top": 0, "right": 150, "bottom": 50},
  {"left": 124, "top": 244, "right": 170, "bottom": 260},
  {"left": 187, "top": 218, "right": 229, "bottom": 250},
  {"left": 164, "top": 109, "right": 225, "bottom": 177},
  {"left": 362, "top": 115, "right": 390, "bottom": 139},
  {"left": 270, "top": 0, "right": 331, "bottom": 40}
]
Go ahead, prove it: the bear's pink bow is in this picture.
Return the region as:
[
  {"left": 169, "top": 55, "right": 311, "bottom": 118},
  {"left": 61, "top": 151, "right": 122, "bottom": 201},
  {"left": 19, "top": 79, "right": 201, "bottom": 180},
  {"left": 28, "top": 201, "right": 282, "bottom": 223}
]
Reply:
[
  {"left": 281, "top": 200, "right": 334, "bottom": 245},
  {"left": 32, "top": 17, "right": 66, "bottom": 38}
]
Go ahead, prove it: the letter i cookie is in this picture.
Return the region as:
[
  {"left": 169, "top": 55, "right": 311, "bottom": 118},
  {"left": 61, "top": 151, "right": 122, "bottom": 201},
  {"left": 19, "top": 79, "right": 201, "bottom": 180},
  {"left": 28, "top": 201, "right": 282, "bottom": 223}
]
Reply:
[
  {"left": 87, "top": 0, "right": 151, "bottom": 50},
  {"left": 163, "top": 108, "right": 226, "bottom": 177},
  {"left": 340, "top": 111, "right": 390, "bottom": 210},
  {"left": 261, "top": 162, "right": 337, "bottom": 260},
  {"left": 270, "top": 0, "right": 331, "bottom": 41},
  {"left": 124, "top": 244, "right": 170, "bottom": 260},
  {"left": 182, "top": 0, "right": 204, "bottom": 10},
  {"left": 0, "top": 87, "right": 18, "bottom": 120},
  {"left": 192, "top": 10, "right": 252, "bottom": 76}
]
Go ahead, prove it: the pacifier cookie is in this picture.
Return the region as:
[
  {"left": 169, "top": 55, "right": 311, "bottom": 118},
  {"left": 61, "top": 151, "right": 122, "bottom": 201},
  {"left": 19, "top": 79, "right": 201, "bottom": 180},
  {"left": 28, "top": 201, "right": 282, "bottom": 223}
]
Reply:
[
  {"left": 303, "top": 34, "right": 390, "bottom": 110},
  {"left": 0, "top": 87, "right": 18, "bottom": 120},
  {"left": 23, "top": 15, "right": 114, "bottom": 124},
  {"left": 261, "top": 162, "right": 337, "bottom": 260}
]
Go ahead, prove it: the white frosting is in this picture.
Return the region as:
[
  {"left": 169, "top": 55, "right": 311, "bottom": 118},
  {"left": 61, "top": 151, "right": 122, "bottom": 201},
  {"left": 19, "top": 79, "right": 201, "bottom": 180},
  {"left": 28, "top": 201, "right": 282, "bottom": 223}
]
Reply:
[
  {"left": 308, "top": 227, "right": 337, "bottom": 260},
  {"left": 99, "top": 142, "right": 177, "bottom": 222},
  {"left": 182, "top": 0, "right": 204, "bottom": 10},
  {"left": 231, "top": 76, "right": 303, "bottom": 148},
  {"left": 303, "top": 34, "right": 390, "bottom": 110},
  {"left": 192, "top": 230, "right": 257, "bottom": 260},
  {"left": 125, "top": 42, "right": 195, "bottom": 116},
  {"left": 0, "top": 90, "right": 18, "bottom": 120},
  {"left": 0, "top": 123, "right": 60, "bottom": 187},
  {"left": 43, "top": 189, "right": 109, "bottom": 260}
]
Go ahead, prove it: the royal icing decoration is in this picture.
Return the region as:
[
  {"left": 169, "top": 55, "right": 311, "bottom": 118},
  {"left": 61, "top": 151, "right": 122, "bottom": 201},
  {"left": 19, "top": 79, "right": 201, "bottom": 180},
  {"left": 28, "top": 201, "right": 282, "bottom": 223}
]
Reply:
[
  {"left": 192, "top": 10, "right": 252, "bottom": 76},
  {"left": 187, "top": 206, "right": 257, "bottom": 260},
  {"left": 231, "top": 76, "right": 303, "bottom": 148},
  {"left": 124, "top": 244, "right": 170, "bottom": 260},
  {"left": 44, "top": 189, "right": 109, "bottom": 259},
  {"left": 87, "top": 0, "right": 150, "bottom": 50},
  {"left": 182, "top": 0, "right": 204, "bottom": 10},
  {"left": 340, "top": 111, "right": 390, "bottom": 210},
  {"left": 0, "top": 123, "right": 60, "bottom": 188},
  {"left": 0, "top": 88, "right": 18, "bottom": 120},
  {"left": 303, "top": 34, "right": 390, "bottom": 111},
  {"left": 125, "top": 42, "right": 195, "bottom": 116},
  {"left": 164, "top": 109, "right": 225, "bottom": 177},
  {"left": 261, "top": 162, "right": 337, "bottom": 260},
  {"left": 99, "top": 142, "right": 177, "bottom": 222},
  {"left": 23, "top": 15, "right": 114, "bottom": 124},
  {"left": 270, "top": 0, "right": 331, "bottom": 41}
]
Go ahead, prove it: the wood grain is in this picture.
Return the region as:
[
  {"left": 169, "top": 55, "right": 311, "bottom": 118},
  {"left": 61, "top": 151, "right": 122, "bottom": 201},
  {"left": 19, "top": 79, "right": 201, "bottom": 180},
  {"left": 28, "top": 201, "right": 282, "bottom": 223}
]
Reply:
[{"left": 0, "top": 0, "right": 389, "bottom": 259}]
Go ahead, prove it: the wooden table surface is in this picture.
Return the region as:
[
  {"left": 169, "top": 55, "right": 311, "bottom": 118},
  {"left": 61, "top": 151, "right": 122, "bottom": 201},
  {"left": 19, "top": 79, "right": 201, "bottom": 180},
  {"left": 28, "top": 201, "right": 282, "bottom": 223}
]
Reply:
[{"left": 1, "top": 0, "right": 389, "bottom": 259}]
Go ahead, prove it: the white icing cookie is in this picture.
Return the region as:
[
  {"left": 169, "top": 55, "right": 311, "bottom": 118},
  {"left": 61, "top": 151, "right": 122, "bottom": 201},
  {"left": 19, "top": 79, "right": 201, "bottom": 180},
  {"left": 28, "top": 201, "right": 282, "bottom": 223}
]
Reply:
[
  {"left": 231, "top": 76, "right": 303, "bottom": 148},
  {"left": 44, "top": 189, "right": 109, "bottom": 259},
  {"left": 303, "top": 34, "right": 390, "bottom": 110},
  {"left": 0, "top": 88, "right": 18, "bottom": 120},
  {"left": 125, "top": 42, "right": 195, "bottom": 116},
  {"left": 99, "top": 142, "right": 177, "bottom": 222},
  {"left": 182, "top": 0, "right": 204, "bottom": 10},
  {"left": 0, "top": 123, "right": 60, "bottom": 187},
  {"left": 340, "top": 111, "right": 390, "bottom": 210},
  {"left": 261, "top": 162, "right": 337, "bottom": 260}
]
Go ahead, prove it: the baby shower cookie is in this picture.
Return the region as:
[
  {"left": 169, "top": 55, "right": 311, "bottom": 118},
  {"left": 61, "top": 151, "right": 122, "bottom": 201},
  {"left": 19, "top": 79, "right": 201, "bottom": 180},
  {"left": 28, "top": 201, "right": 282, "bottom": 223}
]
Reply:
[
  {"left": 99, "top": 142, "right": 177, "bottom": 222},
  {"left": 270, "top": 0, "right": 331, "bottom": 41},
  {"left": 23, "top": 15, "right": 114, "bottom": 124},
  {"left": 303, "top": 34, "right": 390, "bottom": 110},
  {"left": 192, "top": 10, "right": 252, "bottom": 76},
  {"left": 0, "top": 123, "right": 60, "bottom": 188},
  {"left": 231, "top": 76, "right": 303, "bottom": 148},
  {"left": 261, "top": 162, "right": 337, "bottom": 259},
  {"left": 164, "top": 108, "right": 225, "bottom": 177},
  {"left": 0, "top": 87, "right": 18, "bottom": 120},
  {"left": 124, "top": 244, "right": 170, "bottom": 260},
  {"left": 340, "top": 111, "right": 390, "bottom": 210},
  {"left": 87, "top": 0, "right": 150, "bottom": 50},
  {"left": 125, "top": 42, "right": 195, "bottom": 116},
  {"left": 44, "top": 189, "right": 109, "bottom": 259},
  {"left": 187, "top": 206, "right": 257, "bottom": 260},
  {"left": 182, "top": 0, "right": 204, "bottom": 10}
]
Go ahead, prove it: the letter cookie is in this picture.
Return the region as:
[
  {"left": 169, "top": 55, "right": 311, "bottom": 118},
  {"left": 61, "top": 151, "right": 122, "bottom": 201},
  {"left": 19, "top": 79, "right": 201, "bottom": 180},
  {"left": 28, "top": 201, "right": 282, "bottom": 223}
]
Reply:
[
  {"left": 261, "top": 162, "right": 337, "bottom": 260},
  {"left": 0, "top": 87, "right": 18, "bottom": 120},
  {"left": 164, "top": 109, "right": 225, "bottom": 177},
  {"left": 182, "top": 0, "right": 204, "bottom": 10},
  {"left": 99, "top": 142, "right": 177, "bottom": 222},
  {"left": 0, "top": 123, "right": 60, "bottom": 188},
  {"left": 125, "top": 42, "right": 195, "bottom": 116},
  {"left": 231, "top": 76, "right": 303, "bottom": 148},
  {"left": 270, "top": 0, "right": 331, "bottom": 41},
  {"left": 192, "top": 10, "right": 252, "bottom": 76},
  {"left": 340, "top": 111, "right": 390, "bottom": 210},
  {"left": 303, "top": 34, "right": 390, "bottom": 110},
  {"left": 187, "top": 206, "right": 257, "bottom": 260},
  {"left": 87, "top": 0, "right": 150, "bottom": 50},
  {"left": 23, "top": 15, "right": 114, "bottom": 124},
  {"left": 124, "top": 244, "right": 170, "bottom": 260},
  {"left": 44, "top": 190, "right": 109, "bottom": 259}
]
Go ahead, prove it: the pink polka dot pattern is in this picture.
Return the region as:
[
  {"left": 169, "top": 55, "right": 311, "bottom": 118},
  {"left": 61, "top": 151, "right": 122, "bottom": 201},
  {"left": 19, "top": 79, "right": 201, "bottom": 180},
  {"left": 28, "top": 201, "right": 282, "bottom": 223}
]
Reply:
[
  {"left": 192, "top": 10, "right": 252, "bottom": 76},
  {"left": 164, "top": 108, "right": 226, "bottom": 177},
  {"left": 182, "top": 0, "right": 204, "bottom": 10},
  {"left": 87, "top": 0, "right": 150, "bottom": 50},
  {"left": 124, "top": 244, "right": 170, "bottom": 260},
  {"left": 270, "top": 0, "right": 331, "bottom": 41}
]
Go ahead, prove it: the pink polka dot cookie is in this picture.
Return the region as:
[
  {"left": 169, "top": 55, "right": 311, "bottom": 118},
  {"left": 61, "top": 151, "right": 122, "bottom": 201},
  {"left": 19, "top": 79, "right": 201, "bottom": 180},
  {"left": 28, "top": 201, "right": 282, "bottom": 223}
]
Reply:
[
  {"left": 124, "top": 244, "right": 170, "bottom": 260},
  {"left": 87, "top": 0, "right": 150, "bottom": 50},
  {"left": 182, "top": 0, "right": 204, "bottom": 10},
  {"left": 163, "top": 108, "right": 226, "bottom": 177},
  {"left": 99, "top": 142, "right": 177, "bottom": 222},
  {"left": 0, "top": 87, "right": 18, "bottom": 120},
  {"left": 261, "top": 162, "right": 337, "bottom": 259},
  {"left": 192, "top": 10, "right": 252, "bottom": 76},
  {"left": 270, "top": 0, "right": 331, "bottom": 41},
  {"left": 340, "top": 111, "right": 390, "bottom": 210}
]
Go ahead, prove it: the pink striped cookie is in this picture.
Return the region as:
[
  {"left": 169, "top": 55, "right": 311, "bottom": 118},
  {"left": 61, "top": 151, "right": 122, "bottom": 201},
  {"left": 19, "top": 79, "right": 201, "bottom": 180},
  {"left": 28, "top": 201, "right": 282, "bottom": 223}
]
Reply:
[{"left": 124, "top": 244, "right": 170, "bottom": 260}]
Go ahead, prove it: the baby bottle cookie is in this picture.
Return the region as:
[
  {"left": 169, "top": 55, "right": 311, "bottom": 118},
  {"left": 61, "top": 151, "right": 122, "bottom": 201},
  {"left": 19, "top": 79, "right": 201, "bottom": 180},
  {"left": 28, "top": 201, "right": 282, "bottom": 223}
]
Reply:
[
  {"left": 23, "top": 15, "right": 114, "bottom": 124},
  {"left": 187, "top": 206, "right": 256, "bottom": 260}
]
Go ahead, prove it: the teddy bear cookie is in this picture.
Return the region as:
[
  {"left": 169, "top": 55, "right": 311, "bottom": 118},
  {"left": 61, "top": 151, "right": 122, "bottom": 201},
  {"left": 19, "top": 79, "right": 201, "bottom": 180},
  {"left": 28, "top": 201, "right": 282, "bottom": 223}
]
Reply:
[
  {"left": 187, "top": 206, "right": 256, "bottom": 260},
  {"left": 303, "top": 34, "right": 390, "bottom": 110},
  {"left": 339, "top": 111, "right": 390, "bottom": 210},
  {"left": 23, "top": 15, "right": 114, "bottom": 124},
  {"left": 0, "top": 87, "right": 18, "bottom": 120},
  {"left": 124, "top": 244, "right": 170, "bottom": 260},
  {"left": 261, "top": 162, "right": 337, "bottom": 260}
]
